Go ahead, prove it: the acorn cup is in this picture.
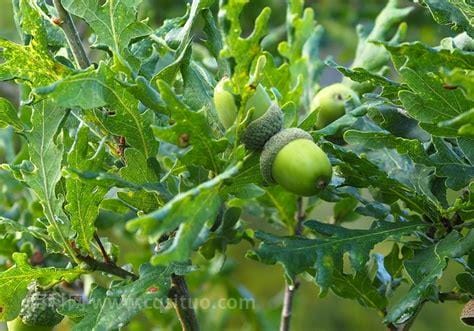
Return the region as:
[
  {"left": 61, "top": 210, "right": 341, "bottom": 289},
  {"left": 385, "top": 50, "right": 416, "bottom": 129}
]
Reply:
[
  {"left": 260, "top": 128, "right": 332, "bottom": 196},
  {"left": 18, "top": 284, "right": 64, "bottom": 328},
  {"left": 241, "top": 103, "right": 283, "bottom": 150},
  {"left": 461, "top": 299, "right": 474, "bottom": 326}
]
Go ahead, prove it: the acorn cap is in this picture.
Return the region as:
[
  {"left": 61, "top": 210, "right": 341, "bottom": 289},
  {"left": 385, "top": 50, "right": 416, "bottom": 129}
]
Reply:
[
  {"left": 241, "top": 103, "right": 284, "bottom": 150},
  {"left": 20, "top": 285, "right": 64, "bottom": 327},
  {"left": 260, "top": 128, "right": 313, "bottom": 184},
  {"left": 461, "top": 299, "right": 474, "bottom": 326}
]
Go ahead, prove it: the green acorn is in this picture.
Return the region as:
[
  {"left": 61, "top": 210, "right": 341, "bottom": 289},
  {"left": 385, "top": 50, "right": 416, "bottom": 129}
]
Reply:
[
  {"left": 260, "top": 128, "right": 332, "bottom": 196},
  {"left": 213, "top": 77, "right": 238, "bottom": 130},
  {"left": 245, "top": 84, "right": 273, "bottom": 121},
  {"left": 18, "top": 285, "right": 64, "bottom": 328},
  {"left": 241, "top": 85, "right": 283, "bottom": 150},
  {"left": 7, "top": 317, "right": 53, "bottom": 331},
  {"left": 311, "top": 83, "right": 360, "bottom": 129}
]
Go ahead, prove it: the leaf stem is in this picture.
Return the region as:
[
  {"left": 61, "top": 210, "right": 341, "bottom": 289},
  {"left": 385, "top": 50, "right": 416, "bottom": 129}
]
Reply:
[
  {"left": 52, "top": 0, "right": 91, "bottom": 69},
  {"left": 168, "top": 274, "right": 200, "bottom": 331},
  {"left": 279, "top": 196, "right": 305, "bottom": 331}
]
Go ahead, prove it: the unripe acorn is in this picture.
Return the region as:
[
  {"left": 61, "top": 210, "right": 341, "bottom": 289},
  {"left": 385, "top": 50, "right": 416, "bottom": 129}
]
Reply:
[
  {"left": 213, "top": 77, "right": 238, "bottom": 130},
  {"left": 245, "top": 84, "right": 273, "bottom": 121},
  {"left": 260, "top": 128, "right": 332, "bottom": 196},
  {"left": 18, "top": 285, "right": 64, "bottom": 328},
  {"left": 311, "top": 83, "right": 360, "bottom": 129},
  {"left": 7, "top": 317, "right": 53, "bottom": 331},
  {"left": 241, "top": 84, "right": 283, "bottom": 150}
]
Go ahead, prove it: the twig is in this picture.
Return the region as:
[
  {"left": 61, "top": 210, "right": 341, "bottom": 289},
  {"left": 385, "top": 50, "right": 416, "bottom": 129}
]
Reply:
[
  {"left": 52, "top": 0, "right": 91, "bottom": 69},
  {"left": 439, "top": 291, "right": 467, "bottom": 302},
  {"left": 280, "top": 197, "right": 305, "bottom": 331},
  {"left": 76, "top": 254, "right": 138, "bottom": 281},
  {"left": 280, "top": 280, "right": 300, "bottom": 331},
  {"left": 168, "top": 274, "right": 200, "bottom": 331},
  {"left": 94, "top": 232, "right": 112, "bottom": 264},
  {"left": 294, "top": 197, "right": 305, "bottom": 236}
]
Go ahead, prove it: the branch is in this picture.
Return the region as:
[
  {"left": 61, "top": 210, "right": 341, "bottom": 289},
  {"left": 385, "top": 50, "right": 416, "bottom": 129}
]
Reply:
[
  {"left": 52, "top": 0, "right": 90, "bottom": 69},
  {"left": 168, "top": 274, "right": 200, "bottom": 331},
  {"left": 439, "top": 291, "right": 468, "bottom": 302},
  {"left": 279, "top": 197, "right": 305, "bottom": 331},
  {"left": 76, "top": 254, "right": 138, "bottom": 281}
]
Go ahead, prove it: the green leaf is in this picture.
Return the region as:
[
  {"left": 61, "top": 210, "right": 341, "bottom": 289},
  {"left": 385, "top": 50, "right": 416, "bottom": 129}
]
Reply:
[
  {"left": 127, "top": 163, "right": 242, "bottom": 264},
  {"left": 152, "top": 0, "right": 214, "bottom": 85},
  {"left": 0, "top": 217, "right": 61, "bottom": 252},
  {"left": 251, "top": 219, "right": 426, "bottom": 294},
  {"left": 61, "top": 263, "right": 185, "bottom": 330},
  {"left": 220, "top": 153, "right": 264, "bottom": 197},
  {"left": 21, "top": 100, "right": 75, "bottom": 257},
  {"left": 439, "top": 108, "right": 474, "bottom": 136},
  {"left": 0, "top": 253, "right": 83, "bottom": 321},
  {"left": 386, "top": 230, "right": 474, "bottom": 325},
  {"left": 0, "top": 0, "right": 69, "bottom": 86},
  {"left": 259, "top": 186, "right": 297, "bottom": 228},
  {"left": 457, "top": 273, "right": 474, "bottom": 295},
  {"left": 329, "top": 60, "right": 405, "bottom": 99},
  {"left": 154, "top": 80, "right": 227, "bottom": 172},
  {"left": 384, "top": 42, "right": 474, "bottom": 135},
  {"left": 442, "top": 68, "right": 474, "bottom": 100},
  {"left": 344, "top": 130, "right": 432, "bottom": 165},
  {"left": 65, "top": 127, "right": 108, "bottom": 252},
  {"left": 344, "top": 130, "right": 474, "bottom": 191},
  {"left": 277, "top": 0, "right": 320, "bottom": 106},
  {"left": 36, "top": 64, "right": 158, "bottom": 159},
  {"left": 431, "top": 138, "right": 474, "bottom": 190},
  {"left": 181, "top": 59, "right": 215, "bottom": 111},
  {"left": 0, "top": 98, "right": 23, "bottom": 131},
  {"left": 118, "top": 148, "right": 164, "bottom": 213},
  {"left": 323, "top": 143, "right": 441, "bottom": 220},
  {"left": 62, "top": 0, "right": 152, "bottom": 56},
  {"left": 219, "top": 0, "right": 271, "bottom": 88},
  {"left": 418, "top": 0, "right": 474, "bottom": 37},
  {"left": 398, "top": 67, "right": 472, "bottom": 123},
  {"left": 343, "top": 0, "right": 412, "bottom": 93},
  {"left": 331, "top": 269, "right": 386, "bottom": 311}
]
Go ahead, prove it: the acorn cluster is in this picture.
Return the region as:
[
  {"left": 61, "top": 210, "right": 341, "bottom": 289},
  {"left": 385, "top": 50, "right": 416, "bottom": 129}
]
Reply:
[{"left": 213, "top": 80, "right": 359, "bottom": 196}]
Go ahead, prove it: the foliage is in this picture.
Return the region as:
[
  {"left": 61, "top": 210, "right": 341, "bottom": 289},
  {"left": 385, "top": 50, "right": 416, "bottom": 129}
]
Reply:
[{"left": 0, "top": 0, "right": 472, "bottom": 330}]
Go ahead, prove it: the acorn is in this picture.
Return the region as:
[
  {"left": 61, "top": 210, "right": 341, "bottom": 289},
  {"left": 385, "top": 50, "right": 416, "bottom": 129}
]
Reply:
[
  {"left": 260, "top": 128, "right": 332, "bottom": 196},
  {"left": 245, "top": 84, "right": 273, "bottom": 121},
  {"left": 213, "top": 77, "right": 238, "bottom": 130},
  {"left": 461, "top": 299, "right": 474, "bottom": 326},
  {"left": 241, "top": 84, "right": 283, "bottom": 150},
  {"left": 311, "top": 83, "right": 360, "bottom": 129},
  {"left": 7, "top": 317, "right": 53, "bottom": 331}
]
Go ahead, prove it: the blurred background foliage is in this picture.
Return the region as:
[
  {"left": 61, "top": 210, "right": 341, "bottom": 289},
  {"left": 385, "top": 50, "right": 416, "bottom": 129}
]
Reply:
[{"left": 0, "top": 0, "right": 468, "bottom": 330}]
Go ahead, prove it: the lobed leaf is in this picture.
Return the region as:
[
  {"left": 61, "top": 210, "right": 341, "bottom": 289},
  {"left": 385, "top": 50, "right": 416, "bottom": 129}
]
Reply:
[
  {"left": 251, "top": 219, "right": 426, "bottom": 294},
  {"left": 0, "top": 253, "right": 83, "bottom": 321}
]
